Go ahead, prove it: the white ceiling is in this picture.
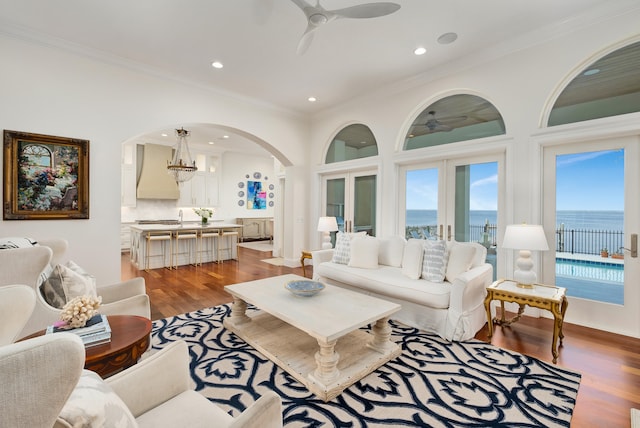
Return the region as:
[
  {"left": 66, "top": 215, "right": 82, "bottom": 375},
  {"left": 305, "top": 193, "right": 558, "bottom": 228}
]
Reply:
[{"left": 1, "top": 0, "right": 637, "bottom": 154}]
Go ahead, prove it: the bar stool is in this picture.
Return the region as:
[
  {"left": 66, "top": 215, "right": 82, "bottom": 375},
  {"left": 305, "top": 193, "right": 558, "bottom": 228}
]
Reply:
[
  {"left": 173, "top": 229, "right": 198, "bottom": 268},
  {"left": 145, "top": 231, "right": 172, "bottom": 271},
  {"left": 218, "top": 229, "right": 239, "bottom": 263},
  {"left": 197, "top": 228, "right": 219, "bottom": 266}
]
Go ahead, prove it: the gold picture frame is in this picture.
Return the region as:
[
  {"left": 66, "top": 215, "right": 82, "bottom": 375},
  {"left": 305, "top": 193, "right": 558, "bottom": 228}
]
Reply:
[{"left": 3, "top": 130, "right": 89, "bottom": 220}]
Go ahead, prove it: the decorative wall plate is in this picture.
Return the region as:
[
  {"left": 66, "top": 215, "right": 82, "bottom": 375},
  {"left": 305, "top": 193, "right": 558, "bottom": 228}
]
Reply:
[
  {"left": 253, "top": 172, "right": 261, "bottom": 179},
  {"left": 269, "top": 192, "right": 274, "bottom": 198},
  {"left": 245, "top": 174, "right": 250, "bottom": 179},
  {"left": 238, "top": 191, "right": 245, "bottom": 197},
  {"left": 269, "top": 201, "right": 274, "bottom": 207},
  {"left": 238, "top": 200, "right": 245, "bottom": 206},
  {"left": 238, "top": 181, "right": 244, "bottom": 188},
  {"left": 269, "top": 184, "right": 274, "bottom": 190}
]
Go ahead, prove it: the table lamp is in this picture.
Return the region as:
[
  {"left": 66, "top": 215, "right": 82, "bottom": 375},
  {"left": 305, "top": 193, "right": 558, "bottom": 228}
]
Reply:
[
  {"left": 502, "top": 224, "right": 549, "bottom": 288},
  {"left": 317, "top": 216, "right": 339, "bottom": 249}
]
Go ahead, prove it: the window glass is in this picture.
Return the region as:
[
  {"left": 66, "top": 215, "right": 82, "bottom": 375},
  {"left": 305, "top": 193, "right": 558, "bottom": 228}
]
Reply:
[
  {"left": 404, "top": 94, "right": 505, "bottom": 150},
  {"left": 325, "top": 124, "right": 378, "bottom": 163},
  {"left": 549, "top": 41, "right": 640, "bottom": 126}
]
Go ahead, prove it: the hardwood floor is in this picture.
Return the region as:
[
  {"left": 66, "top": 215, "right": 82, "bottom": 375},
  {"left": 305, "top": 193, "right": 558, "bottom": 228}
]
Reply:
[{"left": 121, "top": 246, "right": 640, "bottom": 427}]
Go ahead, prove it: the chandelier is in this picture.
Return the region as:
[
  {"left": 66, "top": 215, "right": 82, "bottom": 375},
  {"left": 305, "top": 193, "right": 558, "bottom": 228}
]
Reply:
[{"left": 167, "top": 127, "right": 197, "bottom": 182}]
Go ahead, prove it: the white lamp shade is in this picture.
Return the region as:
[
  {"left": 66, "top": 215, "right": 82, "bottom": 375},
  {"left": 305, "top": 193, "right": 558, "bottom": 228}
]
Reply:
[
  {"left": 502, "top": 224, "right": 549, "bottom": 251},
  {"left": 317, "top": 216, "right": 339, "bottom": 232}
]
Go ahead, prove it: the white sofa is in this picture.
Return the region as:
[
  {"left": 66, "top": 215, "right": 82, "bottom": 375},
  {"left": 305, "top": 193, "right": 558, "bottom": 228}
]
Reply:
[{"left": 313, "top": 235, "right": 493, "bottom": 341}]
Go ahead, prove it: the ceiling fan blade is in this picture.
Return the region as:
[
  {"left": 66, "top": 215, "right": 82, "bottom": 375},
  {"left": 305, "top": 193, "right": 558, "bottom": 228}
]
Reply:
[
  {"left": 289, "top": 0, "right": 313, "bottom": 14},
  {"left": 296, "top": 25, "right": 317, "bottom": 55},
  {"left": 331, "top": 2, "right": 400, "bottom": 19}
]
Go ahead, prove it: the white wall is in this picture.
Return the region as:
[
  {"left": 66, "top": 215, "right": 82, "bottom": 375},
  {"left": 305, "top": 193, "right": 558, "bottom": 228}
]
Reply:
[
  {"left": 0, "top": 35, "right": 309, "bottom": 284},
  {"left": 121, "top": 151, "right": 276, "bottom": 223}
]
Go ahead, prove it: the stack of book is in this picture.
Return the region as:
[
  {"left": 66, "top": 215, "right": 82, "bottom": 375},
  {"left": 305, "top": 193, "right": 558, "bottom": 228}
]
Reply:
[{"left": 46, "top": 314, "right": 112, "bottom": 347}]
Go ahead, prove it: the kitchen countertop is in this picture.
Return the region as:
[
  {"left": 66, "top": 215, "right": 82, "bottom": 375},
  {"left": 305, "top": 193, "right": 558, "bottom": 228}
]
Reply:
[{"left": 130, "top": 222, "right": 242, "bottom": 232}]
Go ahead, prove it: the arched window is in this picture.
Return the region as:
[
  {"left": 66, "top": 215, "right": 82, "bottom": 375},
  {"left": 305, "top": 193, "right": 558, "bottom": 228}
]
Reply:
[
  {"left": 325, "top": 124, "right": 378, "bottom": 163},
  {"left": 22, "top": 144, "right": 52, "bottom": 169},
  {"left": 549, "top": 41, "right": 640, "bottom": 126},
  {"left": 404, "top": 94, "right": 505, "bottom": 150}
]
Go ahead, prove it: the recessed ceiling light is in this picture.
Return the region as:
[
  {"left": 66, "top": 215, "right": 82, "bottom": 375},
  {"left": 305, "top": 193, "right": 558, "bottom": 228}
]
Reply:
[
  {"left": 161, "top": 133, "right": 168, "bottom": 137},
  {"left": 308, "top": 97, "right": 317, "bottom": 102},
  {"left": 208, "top": 141, "right": 215, "bottom": 145},
  {"left": 583, "top": 68, "right": 600, "bottom": 76},
  {"left": 222, "top": 135, "right": 230, "bottom": 139},
  {"left": 437, "top": 32, "right": 458, "bottom": 45},
  {"left": 211, "top": 61, "right": 223, "bottom": 69},
  {"left": 414, "top": 47, "right": 426, "bottom": 56}
]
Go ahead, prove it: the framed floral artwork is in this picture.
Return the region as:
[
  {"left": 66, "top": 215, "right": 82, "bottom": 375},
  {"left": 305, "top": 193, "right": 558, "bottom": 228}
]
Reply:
[{"left": 3, "top": 130, "right": 90, "bottom": 220}]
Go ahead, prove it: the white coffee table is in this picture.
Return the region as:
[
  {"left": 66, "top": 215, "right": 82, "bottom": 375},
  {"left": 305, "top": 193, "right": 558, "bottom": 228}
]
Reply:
[{"left": 224, "top": 274, "right": 401, "bottom": 401}]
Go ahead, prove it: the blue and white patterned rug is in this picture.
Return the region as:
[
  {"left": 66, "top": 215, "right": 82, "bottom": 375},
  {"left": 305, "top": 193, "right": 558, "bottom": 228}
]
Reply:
[{"left": 151, "top": 305, "right": 581, "bottom": 427}]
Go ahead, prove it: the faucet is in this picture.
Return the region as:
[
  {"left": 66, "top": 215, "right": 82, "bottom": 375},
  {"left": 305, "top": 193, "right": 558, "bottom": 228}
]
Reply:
[{"left": 178, "top": 209, "right": 183, "bottom": 225}]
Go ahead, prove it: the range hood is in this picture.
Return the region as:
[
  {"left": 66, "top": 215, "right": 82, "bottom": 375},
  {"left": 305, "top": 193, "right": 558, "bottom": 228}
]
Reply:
[{"left": 136, "top": 143, "right": 180, "bottom": 199}]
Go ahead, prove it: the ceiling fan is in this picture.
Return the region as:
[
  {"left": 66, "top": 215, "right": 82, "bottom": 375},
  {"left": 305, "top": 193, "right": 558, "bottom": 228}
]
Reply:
[
  {"left": 289, "top": 0, "right": 401, "bottom": 55},
  {"left": 409, "top": 111, "right": 468, "bottom": 137}
]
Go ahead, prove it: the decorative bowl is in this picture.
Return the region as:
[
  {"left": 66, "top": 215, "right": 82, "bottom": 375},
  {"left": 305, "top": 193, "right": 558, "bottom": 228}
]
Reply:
[{"left": 285, "top": 280, "right": 325, "bottom": 297}]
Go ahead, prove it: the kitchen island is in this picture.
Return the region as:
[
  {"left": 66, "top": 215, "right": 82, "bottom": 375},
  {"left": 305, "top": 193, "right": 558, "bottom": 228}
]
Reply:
[{"left": 129, "top": 222, "right": 242, "bottom": 270}]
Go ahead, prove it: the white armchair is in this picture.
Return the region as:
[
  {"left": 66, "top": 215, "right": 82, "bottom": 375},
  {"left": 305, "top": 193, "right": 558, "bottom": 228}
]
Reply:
[
  {"left": 0, "top": 284, "right": 36, "bottom": 345},
  {"left": 0, "top": 238, "right": 150, "bottom": 337},
  {"left": 0, "top": 334, "right": 283, "bottom": 428}
]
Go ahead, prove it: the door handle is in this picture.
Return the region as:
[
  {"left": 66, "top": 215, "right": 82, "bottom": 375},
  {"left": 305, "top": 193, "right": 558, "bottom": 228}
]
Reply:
[
  {"left": 439, "top": 224, "right": 443, "bottom": 240},
  {"left": 632, "top": 233, "right": 637, "bottom": 258},
  {"left": 447, "top": 225, "right": 452, "bottom": 241}
]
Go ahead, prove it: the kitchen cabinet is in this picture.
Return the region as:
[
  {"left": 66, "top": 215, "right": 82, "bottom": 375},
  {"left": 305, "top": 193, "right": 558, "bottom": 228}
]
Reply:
[
  {"left": 121, "top": 143, "right": 137, "bottom": 207},
  {"left": 237, "top": 217, "right": 272, "bottom": 241},
  {"left": 178, "top": 172, "right": 219, "bottom": 207}
]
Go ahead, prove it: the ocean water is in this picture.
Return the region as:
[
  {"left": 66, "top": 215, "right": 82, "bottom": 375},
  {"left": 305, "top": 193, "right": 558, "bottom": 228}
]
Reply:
[{"left": 406, "top": 209, "right": 623, "bottom": 231}]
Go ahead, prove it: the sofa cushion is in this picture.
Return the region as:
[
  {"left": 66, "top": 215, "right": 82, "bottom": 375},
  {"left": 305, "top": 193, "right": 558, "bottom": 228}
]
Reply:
[
  {"left": 41, "top": 263, "right": 97, "bottom": 309},
  {"left": 445, "top": 242, "right": 476, "bottom": 282},
  {"left": 58, "top": 370, "right": 138, "bottom": 428},
  {"left": 332, "top": 232, "right": 366, "bottom": 265},
  {"left": 378, "top": 236, "right": 406, "bottom": 267},
  {"left": 317, "top": 262, "right": 451, "bottom": 309},
  {"left": 402, "top": 239, "right": 424, "bottom": 280},
  {"left": 421, "top": 240, "right": 448, "bottom": 282},
  {"left": 349, "top": 236, "right": 379, "bottom": 269}
]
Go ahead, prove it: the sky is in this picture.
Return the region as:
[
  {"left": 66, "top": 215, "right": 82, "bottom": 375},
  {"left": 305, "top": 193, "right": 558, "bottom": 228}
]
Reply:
[
  {"left": 405, "top": 149, "right": 624, "bottom": 211},
  {"left": 406, "top": 162, "right": 497, "bottom": 210}
]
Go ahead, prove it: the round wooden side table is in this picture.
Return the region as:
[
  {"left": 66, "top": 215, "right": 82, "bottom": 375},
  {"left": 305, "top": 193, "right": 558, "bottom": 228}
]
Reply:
[{"left": 23, "top": 315, "right": 152, "bottom": 378}]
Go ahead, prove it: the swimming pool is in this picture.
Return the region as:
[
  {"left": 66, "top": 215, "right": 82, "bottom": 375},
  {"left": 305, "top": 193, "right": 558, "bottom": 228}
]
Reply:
[
  {"left": 556, "top": 258, "right": 624, "bottom": 283},
  {"left": 555, "top": 258, "right": 623, "bottom": 304}
]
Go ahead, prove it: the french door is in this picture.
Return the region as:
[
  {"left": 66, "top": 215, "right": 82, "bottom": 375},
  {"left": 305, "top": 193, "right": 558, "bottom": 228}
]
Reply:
[
  {"left": 400, "top": 154, "right": 503, "bottom": 279},
  {"left": 323, "top": 170, "right": 377, "bottom": 238},
  {"left": 542, "top": 137, "right": 640, "bottom": 337}
]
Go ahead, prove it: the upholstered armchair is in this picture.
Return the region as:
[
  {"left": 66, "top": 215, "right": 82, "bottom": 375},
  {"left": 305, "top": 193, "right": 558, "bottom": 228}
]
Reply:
[
  {"left": 0, "top": 238, "right": 150, "bottom": 337},
  {"left": 0, "top": 284, "right": 36, "bottom": 345},
  {"left": 0, "top": 334, "right": 283, "bottom": 428}
]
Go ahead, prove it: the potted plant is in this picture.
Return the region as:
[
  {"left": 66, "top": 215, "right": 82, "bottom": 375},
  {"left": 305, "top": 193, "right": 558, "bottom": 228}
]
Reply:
[{"left": 600, "top": 248, "right": 609, "bottom": 258}]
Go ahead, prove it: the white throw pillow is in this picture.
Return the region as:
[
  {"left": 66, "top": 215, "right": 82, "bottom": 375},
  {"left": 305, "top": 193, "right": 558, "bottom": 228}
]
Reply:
[
  {"left": 0, "top": 237, "right": 38, "bottom": 249},
  {"left": 445, "top": 242, "right": 477, "bottom": 283},
  {"left": 349, "top": 236, "right": 380, "bottom": 269},
  {"left": 58, "top": 370, "right": 138, "bottom": 428},
  {"left": 421, "top": 240, "right": 448, "bottom": 282},
  {"left": 332, "top": 231, "right": 366, "bottom": 265},
  {"left": 41, "top": 264, "right": 97, "bottom": 309},
  {"left": 66, "top": 260, "right": 97, "bottom": 289},
  {"left": 401, "top": 239, "right": 424, "bottom": 280},
  {"left": 378, "top": 236, "right": 406, "bottom": 267}
]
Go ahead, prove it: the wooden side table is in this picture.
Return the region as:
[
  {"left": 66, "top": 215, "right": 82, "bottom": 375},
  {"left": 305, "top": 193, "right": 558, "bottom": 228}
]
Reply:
[
  {"left": 23, "top": 315, "right": 152, "bottom": 378},
  {"left": 300, "top": 250, "right": 313, "bottom": 278},
  {"left": 484, "top": 279, "right": 568, "bottom": 363}
]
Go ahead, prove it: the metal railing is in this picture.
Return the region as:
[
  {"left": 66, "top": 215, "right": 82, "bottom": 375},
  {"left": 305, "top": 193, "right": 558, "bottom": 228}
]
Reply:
[{"left": 405, "top": 223, "right": 624, "bottom": 256}]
